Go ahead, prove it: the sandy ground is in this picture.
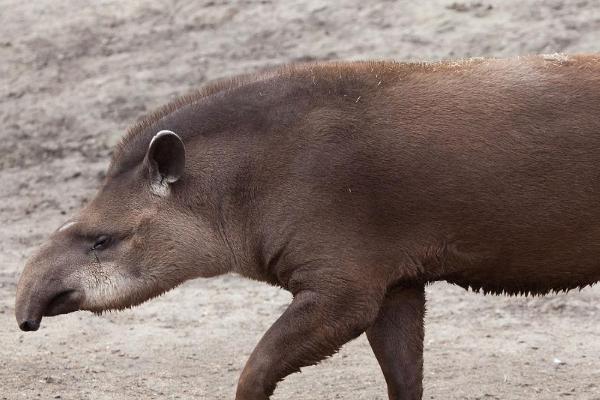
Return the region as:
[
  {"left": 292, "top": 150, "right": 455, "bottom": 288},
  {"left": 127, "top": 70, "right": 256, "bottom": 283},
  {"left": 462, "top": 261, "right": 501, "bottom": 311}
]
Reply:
[{"left": 1, "top": 0, "right": 600, "bottom": 399}]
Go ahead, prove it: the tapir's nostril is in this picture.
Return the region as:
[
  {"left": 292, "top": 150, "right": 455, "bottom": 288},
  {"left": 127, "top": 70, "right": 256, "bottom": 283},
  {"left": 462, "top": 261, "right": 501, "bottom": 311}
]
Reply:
[{"left": 19, "top": 319, "right": 40, "bottom": 332}]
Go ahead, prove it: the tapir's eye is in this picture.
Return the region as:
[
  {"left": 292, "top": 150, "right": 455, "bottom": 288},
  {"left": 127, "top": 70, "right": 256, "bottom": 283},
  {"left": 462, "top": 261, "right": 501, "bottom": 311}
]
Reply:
[{"left": 92, "top": 235, "right": 112, "bottom": 251}]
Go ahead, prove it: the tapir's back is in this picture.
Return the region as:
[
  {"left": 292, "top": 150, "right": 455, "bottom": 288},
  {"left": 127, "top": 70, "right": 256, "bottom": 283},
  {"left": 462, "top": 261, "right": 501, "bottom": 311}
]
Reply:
[
  {"left": 372, "top": 55, "right": 600, "bottom": 294},
  {"left": 264, "top": 55, "right": 600, "bottom": 295}
]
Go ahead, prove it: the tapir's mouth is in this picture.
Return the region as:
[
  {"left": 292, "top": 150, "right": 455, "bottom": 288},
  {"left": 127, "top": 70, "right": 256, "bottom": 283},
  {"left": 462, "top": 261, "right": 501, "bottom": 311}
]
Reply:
[
  {"left": 44, "top": 289, "right": 82, "bottom": 317},
  {"left": 18, "top": 289, "right": 83, "bottom": 332}
]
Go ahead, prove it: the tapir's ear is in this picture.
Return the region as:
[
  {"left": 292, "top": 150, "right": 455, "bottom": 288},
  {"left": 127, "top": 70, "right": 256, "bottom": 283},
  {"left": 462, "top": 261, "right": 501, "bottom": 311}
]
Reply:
[{"left": 145, "top": 130, "right": 186, "bottom": 193}]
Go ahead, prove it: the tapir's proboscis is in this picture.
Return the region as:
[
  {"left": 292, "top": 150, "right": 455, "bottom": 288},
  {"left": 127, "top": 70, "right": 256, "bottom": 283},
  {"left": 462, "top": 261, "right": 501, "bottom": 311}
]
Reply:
[{"left": 15, "top": 55, "right": 600, "bottom": 399}]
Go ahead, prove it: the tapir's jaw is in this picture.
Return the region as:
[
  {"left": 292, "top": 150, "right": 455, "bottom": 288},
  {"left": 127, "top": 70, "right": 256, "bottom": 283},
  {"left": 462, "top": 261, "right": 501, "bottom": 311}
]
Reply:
[{"left": 43, "top": 289, "right": 83, "bottom": 317}]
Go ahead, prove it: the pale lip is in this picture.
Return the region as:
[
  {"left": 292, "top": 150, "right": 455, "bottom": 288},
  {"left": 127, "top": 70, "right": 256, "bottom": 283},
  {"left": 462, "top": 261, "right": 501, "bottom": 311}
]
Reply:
[
  {"left": 44, "top": 289, "right": 82, "bottom": 317},
  {"left": 17, "top": 289, "right": 83, "bottom": 332}
]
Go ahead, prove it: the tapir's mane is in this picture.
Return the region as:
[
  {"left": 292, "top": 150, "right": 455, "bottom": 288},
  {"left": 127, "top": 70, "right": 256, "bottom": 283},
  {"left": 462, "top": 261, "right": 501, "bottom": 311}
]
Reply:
[
  {"left": 112, "top": 59, "right": 494, "bottom": 167},
  {"left": 109, "top": 55, "right": 571, "bottom": 175},
  {"left": 110, "top": 68, "right": 273, "bottom": 173},
  {"left": 112, "top": 61, "right": 397, "bottom": 165}
]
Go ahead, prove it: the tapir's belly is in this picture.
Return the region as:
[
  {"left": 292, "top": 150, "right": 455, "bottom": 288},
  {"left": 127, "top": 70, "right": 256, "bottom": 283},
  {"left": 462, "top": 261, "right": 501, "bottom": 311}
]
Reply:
[
  {"left": 432, "top": 206, "right": 600, "bottom": 295},
  {"left": 444, "top": 253, "right": 600, "bottom": 295}
]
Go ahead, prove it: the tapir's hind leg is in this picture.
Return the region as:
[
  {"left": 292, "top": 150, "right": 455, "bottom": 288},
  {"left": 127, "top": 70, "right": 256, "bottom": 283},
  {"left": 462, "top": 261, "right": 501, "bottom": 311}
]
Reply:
[{"left": 366, "top": 285, "right": 425, "bottom": 400}]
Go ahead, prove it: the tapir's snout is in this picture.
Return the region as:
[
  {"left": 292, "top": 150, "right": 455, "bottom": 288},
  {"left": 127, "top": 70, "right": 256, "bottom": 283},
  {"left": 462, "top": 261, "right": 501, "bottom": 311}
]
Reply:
[
  {"left": 19, "top": 319, "right": 40, "bottom": 332},
  {"left": 16, "top": 282, "right": 84, "bottom": 332},
  {"left": 15, "top": 244, "right": 84, "bottom": 332}
]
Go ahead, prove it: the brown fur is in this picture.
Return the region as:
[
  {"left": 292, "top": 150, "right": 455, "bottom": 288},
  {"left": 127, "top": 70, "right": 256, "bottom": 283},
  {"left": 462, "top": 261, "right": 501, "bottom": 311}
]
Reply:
[{"left": 16, "top": 54, "right": 600, "bottom": 400}]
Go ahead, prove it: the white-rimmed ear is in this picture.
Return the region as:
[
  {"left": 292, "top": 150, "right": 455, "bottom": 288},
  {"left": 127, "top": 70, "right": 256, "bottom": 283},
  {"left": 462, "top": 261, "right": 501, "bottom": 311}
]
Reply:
[{"left": 145, "top": 130, "right": 186, "bottom": 196}]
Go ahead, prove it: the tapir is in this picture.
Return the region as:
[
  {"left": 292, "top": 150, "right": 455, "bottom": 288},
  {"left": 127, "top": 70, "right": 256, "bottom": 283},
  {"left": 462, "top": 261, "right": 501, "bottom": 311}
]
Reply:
[{"left": 15, "top": 54, "right": 600, "bottom": 399}]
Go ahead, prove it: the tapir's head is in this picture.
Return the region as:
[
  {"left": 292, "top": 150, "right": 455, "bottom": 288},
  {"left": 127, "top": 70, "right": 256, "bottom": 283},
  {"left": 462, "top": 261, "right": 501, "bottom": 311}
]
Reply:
[{"left": 15, "top": 130, "right": 226, "bottom": 332}]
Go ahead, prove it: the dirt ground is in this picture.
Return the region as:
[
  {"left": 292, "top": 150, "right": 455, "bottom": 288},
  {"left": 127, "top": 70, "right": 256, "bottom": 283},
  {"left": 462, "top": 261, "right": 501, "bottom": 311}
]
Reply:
[{"left": 1, "top": 0, "right": 600, "bottom": 399}]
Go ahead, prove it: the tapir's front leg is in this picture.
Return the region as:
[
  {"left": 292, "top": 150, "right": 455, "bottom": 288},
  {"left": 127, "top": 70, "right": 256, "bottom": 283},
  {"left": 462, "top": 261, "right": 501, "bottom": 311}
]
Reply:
[
  {"left": 235, "top": 277, "right": 382, "bottom": 400},
  {"left": 366, "top": 285, "right": 425, "bottom": 400}
]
